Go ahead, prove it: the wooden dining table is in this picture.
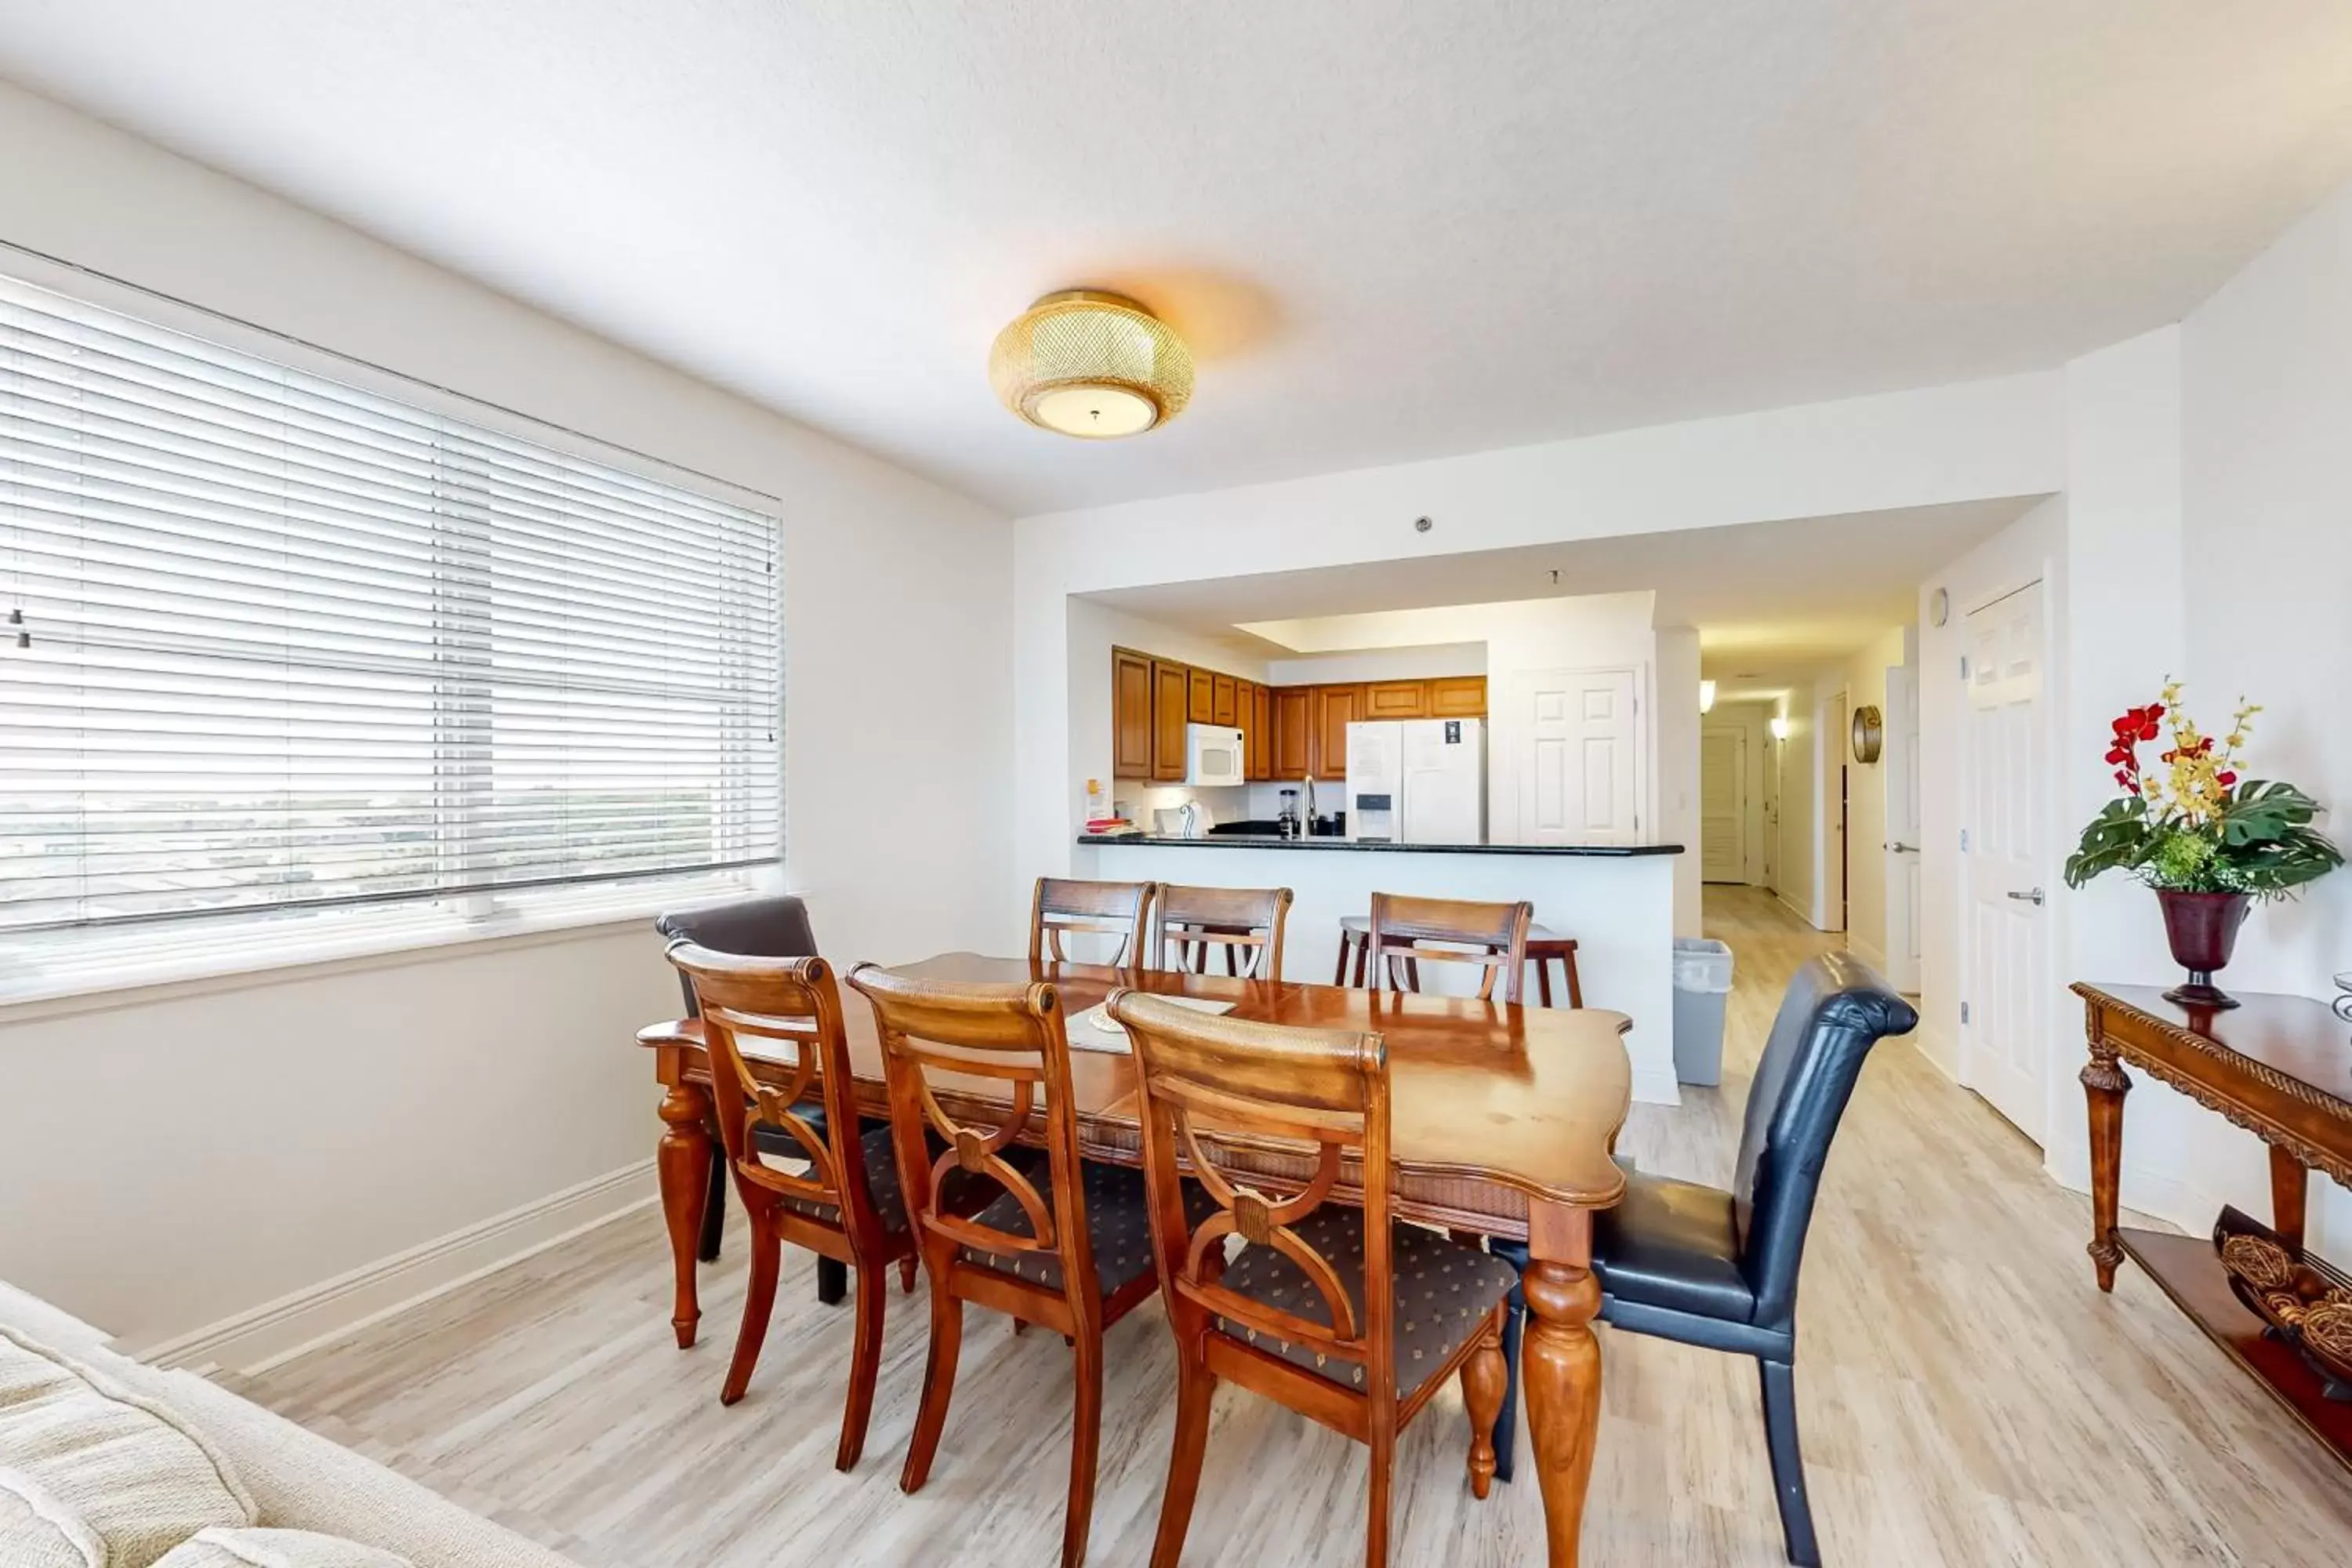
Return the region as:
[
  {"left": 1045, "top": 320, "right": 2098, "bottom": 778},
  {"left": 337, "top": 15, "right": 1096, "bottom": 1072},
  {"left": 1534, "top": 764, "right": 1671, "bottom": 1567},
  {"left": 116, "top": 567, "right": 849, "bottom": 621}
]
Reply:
[{"left": 641, "top": 952, "right": 1632, "bottom": 1566}]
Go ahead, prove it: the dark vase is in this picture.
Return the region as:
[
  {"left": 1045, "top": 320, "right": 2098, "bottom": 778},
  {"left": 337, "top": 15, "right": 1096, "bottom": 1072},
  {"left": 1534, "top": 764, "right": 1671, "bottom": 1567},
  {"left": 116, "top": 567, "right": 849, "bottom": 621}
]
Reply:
[{"left": 2158, "top": 890, "right": 2252, "bottom": 1010}]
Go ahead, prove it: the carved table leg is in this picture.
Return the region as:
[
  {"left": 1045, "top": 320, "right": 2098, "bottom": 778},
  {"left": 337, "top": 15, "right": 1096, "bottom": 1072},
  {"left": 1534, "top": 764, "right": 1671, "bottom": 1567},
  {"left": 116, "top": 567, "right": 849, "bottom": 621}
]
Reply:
[
  {"left": 1521, "top": 1202, "right": 1602, "bottom": 1567},
  {"left": 658, "top": 1076, "right": 713, "bottom": 1348},
  {"left": 2081, "top": 1044, "right": 2130, "bottom": 1293},
  {"left": 2270, "top": 1145, "right": 2309, "bottom": 1259}
]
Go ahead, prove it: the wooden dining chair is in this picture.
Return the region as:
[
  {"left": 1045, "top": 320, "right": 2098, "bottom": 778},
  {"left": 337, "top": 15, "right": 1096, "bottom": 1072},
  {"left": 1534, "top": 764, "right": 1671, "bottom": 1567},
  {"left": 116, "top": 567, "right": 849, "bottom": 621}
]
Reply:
[
  {"left": 1154, "top": 884, "right": 1293, "bottom": 979},
  {"left": 654, "top": 895, "right": 836, "bottom": 1279},
  {"left": 651, "top": 942, "right": 914, "bottom": 1469},
  {"left": 1107, "top": 989, "right": 1519, "bottom": 1568},
  {"left": 844, "top": 964, "right": 1189, "bottom": 1568},
  {"left": 1030, "top": 877, "right": 1157, "bottom": 967},
  {"left": 1363, "top": 891, "right": 1534, "bottom": 1003}
]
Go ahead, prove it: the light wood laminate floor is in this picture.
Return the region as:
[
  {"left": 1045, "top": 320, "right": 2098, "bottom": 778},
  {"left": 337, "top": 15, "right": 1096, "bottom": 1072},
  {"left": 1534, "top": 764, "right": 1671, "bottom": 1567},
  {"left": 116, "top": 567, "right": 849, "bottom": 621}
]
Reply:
[{"left": 230, "top": 888, "right": 2352, "bottom": 1565}]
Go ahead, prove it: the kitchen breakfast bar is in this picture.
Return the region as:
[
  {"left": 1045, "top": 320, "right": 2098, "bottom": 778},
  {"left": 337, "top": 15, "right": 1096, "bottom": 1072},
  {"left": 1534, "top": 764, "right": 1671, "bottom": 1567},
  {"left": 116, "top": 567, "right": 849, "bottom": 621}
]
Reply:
[{"left": 1075, "top": 833, "right": 1686, "bottom": 1104}]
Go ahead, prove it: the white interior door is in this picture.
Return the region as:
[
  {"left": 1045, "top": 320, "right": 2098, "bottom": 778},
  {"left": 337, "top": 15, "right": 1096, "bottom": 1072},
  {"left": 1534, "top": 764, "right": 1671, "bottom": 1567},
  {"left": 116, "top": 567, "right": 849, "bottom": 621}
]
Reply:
[
  {"left": 1882, "top": 665, "right": 1923, "bottom": 990},
  {"left": 1700, "top": 727, "right": 1746, "bottom": 881},
  {"left": 1963, "top": 583, "right": 2049, "bottom": 1145},
  {"left": 1515, "top": 668, "right": 1640, "bottom": 844}
]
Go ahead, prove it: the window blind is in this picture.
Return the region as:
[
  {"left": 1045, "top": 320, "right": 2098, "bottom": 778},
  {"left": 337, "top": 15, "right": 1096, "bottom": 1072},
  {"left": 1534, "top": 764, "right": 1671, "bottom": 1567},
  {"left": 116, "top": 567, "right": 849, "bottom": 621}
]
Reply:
[{"left": 0, "top": 272, "right": 782, "bottom": 948}]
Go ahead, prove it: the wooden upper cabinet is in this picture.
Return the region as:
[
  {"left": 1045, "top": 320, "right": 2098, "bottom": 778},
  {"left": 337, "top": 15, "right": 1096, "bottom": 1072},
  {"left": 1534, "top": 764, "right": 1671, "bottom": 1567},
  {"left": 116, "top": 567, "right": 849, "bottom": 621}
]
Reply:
[
  {"left": 1112, "top": 648, "right": 1155, "bottom": 778},
  {"left": 1232, "top": 679, "right": 1256, "bottom": 774},
  {"left": 1152, "top": 659, "right": 1190, "bottom": 781},
  {"left": 1272, "top": 687, "right": 1312, "bottom": 778},
  {"left": 1428, "top": 675, "right": 1488, "bottom": 718},
  {"left": 1251, "top": 682, "right": 1274, "bottom": 779},
  {"left": 1363, "top": 680, "right": 1429, "bottom": 720},
  {"left": 1211, "top": 673, "right": 1238, "bottom": 728},
  {"left": 1312, "top": 683, "right": 1365, "bottom": 779},
  {"left": 1188, "top": 668, "right": 1215, "bottom": 724}
]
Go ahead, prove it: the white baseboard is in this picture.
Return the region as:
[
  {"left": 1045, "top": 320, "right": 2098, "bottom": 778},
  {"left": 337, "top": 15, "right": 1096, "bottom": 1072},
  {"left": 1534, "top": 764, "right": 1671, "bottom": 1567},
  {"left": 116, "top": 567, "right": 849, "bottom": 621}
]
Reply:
[
  {"left": 1773, "top": 891, "right": 1821, "bottom": 930},
  {"left": 130, "top": 1159, "right": 658, "bottom": 1377}
]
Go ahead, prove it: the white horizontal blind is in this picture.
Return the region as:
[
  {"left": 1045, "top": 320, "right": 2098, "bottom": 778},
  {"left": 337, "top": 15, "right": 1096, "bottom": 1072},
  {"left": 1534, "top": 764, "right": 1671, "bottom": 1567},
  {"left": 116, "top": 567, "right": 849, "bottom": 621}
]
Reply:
[{"left": 0, "top": 273, "right": 781, "bottom": 946}]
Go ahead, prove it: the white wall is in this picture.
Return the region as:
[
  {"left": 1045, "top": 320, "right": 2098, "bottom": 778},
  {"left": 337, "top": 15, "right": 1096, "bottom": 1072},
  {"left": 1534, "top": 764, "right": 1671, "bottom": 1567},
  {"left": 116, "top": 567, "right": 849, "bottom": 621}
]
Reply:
[
  {"left": 1835, "top": 627, "right": 1911, "bottom": 970},
  {"left": 2173, "top": 174, "right": 2352, "bottom": 1257},
  {"left": 0, "top": 82, "right": 1015, "bottom": 1352},
  {"left": 1773, "top": 684, "right": 1819, "bottom": 928},
  {"left": 1654, "top": 628, "right": 1704, "bottom": 935},
  {"left": 1263, "top": 644, "right": 1486, "bottom": 685},
  {"left": 1013, "top": 373, "right": 2068, "bottom": 888}
]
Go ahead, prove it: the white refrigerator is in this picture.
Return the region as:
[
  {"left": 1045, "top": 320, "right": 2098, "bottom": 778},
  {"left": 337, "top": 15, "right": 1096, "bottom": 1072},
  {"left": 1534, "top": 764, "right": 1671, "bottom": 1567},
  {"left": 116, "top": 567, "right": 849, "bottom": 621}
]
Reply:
[{"left": 1344, "top": 718, "right": 1486, "bottom": 844}]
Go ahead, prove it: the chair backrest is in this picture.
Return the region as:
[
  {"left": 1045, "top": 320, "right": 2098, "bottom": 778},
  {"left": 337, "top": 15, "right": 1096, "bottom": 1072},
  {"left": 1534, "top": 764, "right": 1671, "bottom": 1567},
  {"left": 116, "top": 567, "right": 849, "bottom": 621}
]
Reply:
[
  {"left": 1108, "top": 989, "right": 1392, "bottom": 1403},
  {"left": 1155, "top": 884, "right": 1294, "bottom": 980},
  {"left": 1366, "top": 891, "right": 1533, "bottom": 1003},
  {"left": 654, "top": 895, "right": 821, "bottom": 1017},
  {"left": 844, "top": 964, "right": 1100, "bottom": 1309},
  {"left": 660, "top": 941, "right": 875, "bottom": 1232},
  {"left": 1029, "top": 877, "right": 1156, "bottom": 967},
  {"left": 1732, "top": 951, "right": 1919, "bottom": 1326}
]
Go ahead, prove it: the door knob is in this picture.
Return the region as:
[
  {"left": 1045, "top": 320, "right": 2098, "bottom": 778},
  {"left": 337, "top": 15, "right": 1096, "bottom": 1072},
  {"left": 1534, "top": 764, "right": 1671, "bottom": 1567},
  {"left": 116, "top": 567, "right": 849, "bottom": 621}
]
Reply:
[
  {"left": 1886, "top": 840, "right": 1918, "bottom": 854},
  {"left": 2006, "top": 887, "right": 2046, "bottom": 906}
]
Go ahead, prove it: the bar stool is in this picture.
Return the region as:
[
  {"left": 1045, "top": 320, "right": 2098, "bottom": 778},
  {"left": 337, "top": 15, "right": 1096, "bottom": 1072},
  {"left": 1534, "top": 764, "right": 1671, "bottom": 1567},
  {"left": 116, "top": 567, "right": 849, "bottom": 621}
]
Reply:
[{"left": 1335, "top": 914, "right": 1581, "bottom": 1007}]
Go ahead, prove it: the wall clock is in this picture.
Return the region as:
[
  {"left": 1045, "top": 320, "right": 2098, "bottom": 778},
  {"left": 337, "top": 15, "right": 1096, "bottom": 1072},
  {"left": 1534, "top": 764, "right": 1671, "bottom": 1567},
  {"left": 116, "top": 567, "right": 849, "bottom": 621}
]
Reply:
[
  {"left": 1851, "top": 704, "right": 1885, "bottom": 764},
  {"left": 1929, "top": 587, "right": 1950, "bottom": 626}
]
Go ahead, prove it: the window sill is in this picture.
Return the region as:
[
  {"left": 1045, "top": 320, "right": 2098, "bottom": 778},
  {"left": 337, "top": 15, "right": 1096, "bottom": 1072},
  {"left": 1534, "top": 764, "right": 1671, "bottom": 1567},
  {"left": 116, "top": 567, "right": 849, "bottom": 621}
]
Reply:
[{"left": 0, "top": 877, "right": 764, "bottom": 1025}]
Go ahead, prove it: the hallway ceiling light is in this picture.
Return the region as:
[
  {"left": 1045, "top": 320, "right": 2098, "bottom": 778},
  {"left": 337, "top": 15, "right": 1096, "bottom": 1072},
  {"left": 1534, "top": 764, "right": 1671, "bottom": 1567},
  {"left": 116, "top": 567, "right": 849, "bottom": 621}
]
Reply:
[
  {"left": 1699, "top": 680, "right": 1717, "bottom": 714},
  {"left": 988, "top": 290, "right": 1194, "bottom": 438}
]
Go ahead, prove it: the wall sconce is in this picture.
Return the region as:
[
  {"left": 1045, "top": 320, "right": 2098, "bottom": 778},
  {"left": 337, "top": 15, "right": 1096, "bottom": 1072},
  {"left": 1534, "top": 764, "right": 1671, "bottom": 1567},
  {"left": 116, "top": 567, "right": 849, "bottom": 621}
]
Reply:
[
  {"left": 1769, "top": 716, "right": 1791, "bottom": 741},
  {"left": 1698, "top": 680, "right": 1716, "bottom": 714}
]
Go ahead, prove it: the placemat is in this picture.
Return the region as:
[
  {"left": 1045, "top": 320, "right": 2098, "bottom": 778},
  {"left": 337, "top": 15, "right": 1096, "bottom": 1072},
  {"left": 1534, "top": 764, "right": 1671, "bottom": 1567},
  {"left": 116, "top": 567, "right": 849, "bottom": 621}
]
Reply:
[{"left": 1066, "top": 995, "right": 1237, "bottom": 1054}]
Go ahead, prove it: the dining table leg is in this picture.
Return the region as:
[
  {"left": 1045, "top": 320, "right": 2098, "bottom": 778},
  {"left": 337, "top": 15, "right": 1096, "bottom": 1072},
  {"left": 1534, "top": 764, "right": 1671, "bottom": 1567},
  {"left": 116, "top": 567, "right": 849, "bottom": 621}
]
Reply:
[
  {"left": 657, "top": 1069, "right": 713, "bottom": 1348},
  {"left": 1519, "top": 1200, "right": 1603, "bottom": 1567}
]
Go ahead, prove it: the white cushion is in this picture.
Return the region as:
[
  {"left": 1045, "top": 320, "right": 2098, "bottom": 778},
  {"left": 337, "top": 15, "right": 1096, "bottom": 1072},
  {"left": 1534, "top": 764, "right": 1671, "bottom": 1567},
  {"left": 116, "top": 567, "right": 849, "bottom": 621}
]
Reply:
[
  {"left": 0, "top": 1327, "right": 256, "bottom": 1568},
  {"left": 156, "top": 1527, "right": 414, "bottom": 1568},
  {"left": 0, "top": 1464, "right": 106, "bottom": 1568}
]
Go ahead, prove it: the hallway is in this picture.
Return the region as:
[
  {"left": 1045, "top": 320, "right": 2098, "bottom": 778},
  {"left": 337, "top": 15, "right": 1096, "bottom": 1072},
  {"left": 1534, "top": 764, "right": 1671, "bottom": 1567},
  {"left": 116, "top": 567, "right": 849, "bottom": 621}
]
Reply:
[{"left": 230, "top": 888, "right": 2352, "bottom": 1565}]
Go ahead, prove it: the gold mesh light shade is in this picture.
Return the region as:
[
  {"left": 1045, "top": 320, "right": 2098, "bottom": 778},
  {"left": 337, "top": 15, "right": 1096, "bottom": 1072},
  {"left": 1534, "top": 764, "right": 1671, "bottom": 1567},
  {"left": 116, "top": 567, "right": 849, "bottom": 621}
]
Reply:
[{"left": 989, "top": 290, "right": 1194, "bottom": 438}]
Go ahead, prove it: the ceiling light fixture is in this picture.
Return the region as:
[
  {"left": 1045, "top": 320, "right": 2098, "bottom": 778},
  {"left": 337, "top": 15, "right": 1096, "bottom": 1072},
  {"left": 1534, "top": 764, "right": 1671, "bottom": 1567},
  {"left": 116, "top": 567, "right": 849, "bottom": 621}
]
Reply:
[
  {"left": 1699, "top": 680, "right": 1717, "bottom": 714},
  {"left": 989, "top": 290, "right": 1194, "bottom": 439}
]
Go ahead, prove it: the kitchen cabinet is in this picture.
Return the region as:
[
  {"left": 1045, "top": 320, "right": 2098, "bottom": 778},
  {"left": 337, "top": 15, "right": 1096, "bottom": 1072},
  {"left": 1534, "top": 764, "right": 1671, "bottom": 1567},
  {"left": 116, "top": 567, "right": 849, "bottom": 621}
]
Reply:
[
  {"left": 1232, "top": 679, "right": 1256, "bottom": 776},
  {"left": 1112, "top": 648, "right": 1155, "bottom": 778},
  {"left": 1188, "top": 668, "right": 1214, "bottom": 724},
  {"left": 1272, "top": 687, "right": 1312, "bottom": 778},
  {"left": 1250, "top": 682, "right": 1274, "bottom": 779},
  {"left": 1311, "top": 683, "right": 1365, "bottom": 779},
  {"left": 1363, "top": 679, "right": 1429, "bottom": 720},
  {"left": 1152, "top": 659, "right": 1190, "bottom": 782},
  {"left": 1212, "top": 673, "right": 1237, "bottom": 728},
  {"left": 1429, "top": 675, "right": 1488, "bottom": 718}
]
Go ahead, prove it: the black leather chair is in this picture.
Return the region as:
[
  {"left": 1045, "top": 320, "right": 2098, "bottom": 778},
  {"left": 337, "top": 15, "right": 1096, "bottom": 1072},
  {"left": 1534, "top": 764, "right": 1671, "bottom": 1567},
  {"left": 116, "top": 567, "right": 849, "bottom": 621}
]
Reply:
[
  {"left": 654, "top": 895, "right": 846, "bottom": 1301},
  {"left": 1489, "top": 951, "right": 1917, "bottom": 1566}
]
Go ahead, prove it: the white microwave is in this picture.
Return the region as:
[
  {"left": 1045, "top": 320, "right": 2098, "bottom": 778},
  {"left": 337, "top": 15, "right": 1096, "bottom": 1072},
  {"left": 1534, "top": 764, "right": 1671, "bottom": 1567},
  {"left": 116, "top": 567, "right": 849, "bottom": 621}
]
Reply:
[{"left": 1184, "top": 723, "right": 1245, "bottom": 787}]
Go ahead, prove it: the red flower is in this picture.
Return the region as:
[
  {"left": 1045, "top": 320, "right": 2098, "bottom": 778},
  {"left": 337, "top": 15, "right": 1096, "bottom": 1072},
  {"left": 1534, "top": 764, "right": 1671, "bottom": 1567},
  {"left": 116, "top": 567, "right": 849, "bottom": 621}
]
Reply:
[{"left": 2217, "top": 771, "right": 2238, "bottom": 787}]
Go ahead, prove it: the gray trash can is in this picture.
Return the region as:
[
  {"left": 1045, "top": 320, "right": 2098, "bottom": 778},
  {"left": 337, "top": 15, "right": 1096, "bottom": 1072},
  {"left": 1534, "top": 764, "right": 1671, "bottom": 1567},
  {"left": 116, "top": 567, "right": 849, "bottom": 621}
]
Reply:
[{"left": 1671, "top": 938, "right": 1734, "bottom": 1087}]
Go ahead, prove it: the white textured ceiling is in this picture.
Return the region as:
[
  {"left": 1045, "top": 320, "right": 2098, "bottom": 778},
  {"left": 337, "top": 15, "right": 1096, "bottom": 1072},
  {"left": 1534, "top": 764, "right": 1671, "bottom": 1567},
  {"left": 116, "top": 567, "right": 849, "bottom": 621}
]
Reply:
[
  {"left": 1085, "top": 498, "right": 2041, "bottom": 695},
  {"left": 4, "top": 2, "right": 2350, "bottom": 515}
]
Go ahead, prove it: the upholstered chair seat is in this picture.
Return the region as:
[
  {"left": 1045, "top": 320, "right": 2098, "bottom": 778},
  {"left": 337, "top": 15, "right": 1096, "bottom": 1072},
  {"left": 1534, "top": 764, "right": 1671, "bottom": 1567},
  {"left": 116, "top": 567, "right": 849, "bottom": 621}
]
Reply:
[
  {"left": 1589, "top": 1173, "right": 1754, "bottom": 1321},
  {"left": 1213, "top": 1210, "right": 1521, "bottom": 1395}
]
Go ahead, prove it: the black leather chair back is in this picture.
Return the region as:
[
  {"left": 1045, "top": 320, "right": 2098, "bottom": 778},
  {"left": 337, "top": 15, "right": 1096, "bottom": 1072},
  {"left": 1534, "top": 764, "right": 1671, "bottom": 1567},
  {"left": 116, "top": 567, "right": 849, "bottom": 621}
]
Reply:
[
  {"left": 654, "top": 895, "right": 820, "bottom": 1016},
  {"left": 1731, "top": 952, "right": 1917, "bottom": 1327}
]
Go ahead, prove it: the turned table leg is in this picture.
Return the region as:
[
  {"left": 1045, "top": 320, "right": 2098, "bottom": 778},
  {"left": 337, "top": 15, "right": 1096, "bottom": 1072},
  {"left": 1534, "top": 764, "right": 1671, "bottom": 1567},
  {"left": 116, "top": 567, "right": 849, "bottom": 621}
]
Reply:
[
  {"left": 1521, "top": 1201, "right": 1603, "bottom": 1567},
  {"left": 2270, "top": 1145, "right": 2309, "bottom": 1258},
  {"left": 658, "top": 1076, "right": 713, "bottom": 1348},
  {"left": 2082, "top": 1044, "right": 2130, "bottom": 1293}
]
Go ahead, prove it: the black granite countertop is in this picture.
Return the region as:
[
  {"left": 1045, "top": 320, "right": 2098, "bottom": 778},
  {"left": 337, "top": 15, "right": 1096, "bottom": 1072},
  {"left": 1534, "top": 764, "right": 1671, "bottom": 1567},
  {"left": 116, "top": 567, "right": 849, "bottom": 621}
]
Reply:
[{"left": 1077, "top": 833, "right": 1684, "bottom": 857}]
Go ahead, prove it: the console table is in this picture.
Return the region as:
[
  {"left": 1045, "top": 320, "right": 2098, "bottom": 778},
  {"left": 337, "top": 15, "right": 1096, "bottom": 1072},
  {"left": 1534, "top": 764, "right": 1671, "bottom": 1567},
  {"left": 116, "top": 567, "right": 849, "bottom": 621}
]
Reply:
[{"left": 2073, "top": 983, "right": 2352, "bottom": 1470}]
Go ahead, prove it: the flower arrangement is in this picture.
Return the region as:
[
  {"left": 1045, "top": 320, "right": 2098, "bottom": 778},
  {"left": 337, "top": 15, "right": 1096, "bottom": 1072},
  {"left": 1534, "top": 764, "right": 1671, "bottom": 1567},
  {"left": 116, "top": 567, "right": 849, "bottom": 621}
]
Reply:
[{"left": 2064, "top": 682, "right": 2340, "bottom": 898}]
